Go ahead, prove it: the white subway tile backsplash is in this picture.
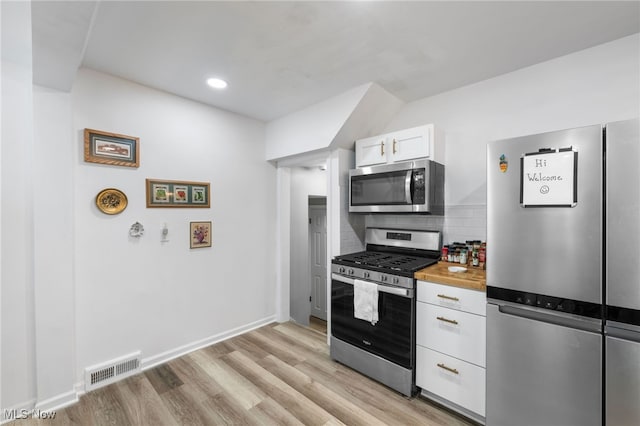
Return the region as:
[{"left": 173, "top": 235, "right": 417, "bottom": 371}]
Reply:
[
  {"left": 443, "top": 204, "right": 487, "bottom": 244},
  {"left": 355, "top": 204, "right": 487, "bottom": 249}
]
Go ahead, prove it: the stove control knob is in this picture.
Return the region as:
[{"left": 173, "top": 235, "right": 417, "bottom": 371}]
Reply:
[
  {"left": 381, "top": 275, "right": 387, "bottom": 282},
  {"left": 339, "top": 267, "right": 345, "bottom": 273},
  {"left": 364, "top": 272, "right": 370, "bottom": 278},
  {"left": 393, "top": 277, "right": 399, "bottom": 284},
  {"left": 348, "top": 269, "right": 354, "bottom": 275}
]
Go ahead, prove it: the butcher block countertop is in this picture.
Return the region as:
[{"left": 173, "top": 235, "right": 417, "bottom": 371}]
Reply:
[{"left": 414, "top": 261, "right": 486, "bottom": 292}]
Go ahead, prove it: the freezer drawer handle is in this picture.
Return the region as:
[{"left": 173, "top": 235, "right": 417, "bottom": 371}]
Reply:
[
  {"left": 436, "top": 316, "right": 459, "bottom": 325},
  {"left": 437, "top": 294, "right": 459, "bottom": 302},
  {"left": 437, "top": 363, "right": 459, "bottom": 375}
]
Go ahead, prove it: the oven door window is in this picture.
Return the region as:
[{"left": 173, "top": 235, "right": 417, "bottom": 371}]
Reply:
[
  {"left": 331, "top": 279, "right": 414, "bottom": 368},
  {"left": 351, "top": 170, "right": 412, "bottom": 206}
]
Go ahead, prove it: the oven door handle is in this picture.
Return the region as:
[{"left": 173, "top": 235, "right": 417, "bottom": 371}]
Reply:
[{"left": 332, "top": 273, "right": 413, "bottom": 298}]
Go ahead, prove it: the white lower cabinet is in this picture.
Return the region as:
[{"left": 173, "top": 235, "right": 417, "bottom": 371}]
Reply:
[
  {"left": 416, "top": 303, "right": 486, "bottom": 367},
  {"left": 416, "top": 280, "right": 486, "bottom": 422},
  {"left": 416, "top": 346, "right": 486, "bottom": 417}
]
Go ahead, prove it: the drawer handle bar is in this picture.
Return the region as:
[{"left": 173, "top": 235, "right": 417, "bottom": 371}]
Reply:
[
  {"left": 437, "top": 294, "right": 459, "bottom": 302},
  {"left": 437, "top": 363, "right": 459, "bottom": 375},
  {"left": 436, "top": 316, "right": 459, "bottom": 325},
  {"left": 381, "top": 141, "right": 385, "bottom": 156}
]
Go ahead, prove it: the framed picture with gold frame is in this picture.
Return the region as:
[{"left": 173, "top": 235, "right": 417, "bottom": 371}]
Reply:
[
  {"left": 190, "top": 221, "right": 212, "bottom": 249},
  {"left": 145, "top": 178, "right": 210, "bottom": 208},
  {"left": 84, "top": 128, "right": 139, "bottom": 168}
]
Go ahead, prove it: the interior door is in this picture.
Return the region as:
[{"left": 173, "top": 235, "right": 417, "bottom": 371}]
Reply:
[{"left": 309, "top": 204, "right": 327, "bottom": 320}]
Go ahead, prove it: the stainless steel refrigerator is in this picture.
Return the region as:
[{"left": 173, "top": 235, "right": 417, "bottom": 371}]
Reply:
[
  {"left": 604, "top": 118, "right": 640, "bottom": 426},
  {"left": 486, "top": 118, "right": 639, "bottom": 426}
]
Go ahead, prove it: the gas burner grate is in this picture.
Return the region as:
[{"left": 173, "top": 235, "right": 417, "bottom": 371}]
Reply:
[{"left": 334, "top": 251, "right": 438, "bottom": 274}]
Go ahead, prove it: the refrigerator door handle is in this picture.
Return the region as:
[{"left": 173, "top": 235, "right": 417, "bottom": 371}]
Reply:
[
  {"left": 606, "top": 324, "right": 640, "bottom": 343},
  {"left": 495, "top": 302, "right": 601, "bottom": 333}
]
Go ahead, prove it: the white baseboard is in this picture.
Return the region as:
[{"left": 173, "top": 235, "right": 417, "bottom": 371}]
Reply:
[
  {"left": 35, "top": 390, "right": 78, "bottom": 412},
  {"left": 141, "top": 315, "right": 276, "bottom": 371}
]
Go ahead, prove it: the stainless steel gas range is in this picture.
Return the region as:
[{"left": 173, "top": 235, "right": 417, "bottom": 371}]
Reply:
[{"left": 330, "top": 228, "right": 441, "bottom": 396}]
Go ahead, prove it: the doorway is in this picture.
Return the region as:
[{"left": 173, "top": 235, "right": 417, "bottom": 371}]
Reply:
[
  {"left": 287, "top": 166, "right": 327, "bottom": 328},
  {"left": 309, "top": 198, "right": 327, "bottom": 325}
]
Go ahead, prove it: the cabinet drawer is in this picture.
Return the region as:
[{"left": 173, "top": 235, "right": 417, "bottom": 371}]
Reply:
[
  {"left": 416, "top": 302, "right": 486, "bottom": 367},
  {"left": 418, "top": 280, "right": 486, "bottom": 316},
  {"left": 416, "top": 346, "right": 486, "bottom": 417}
]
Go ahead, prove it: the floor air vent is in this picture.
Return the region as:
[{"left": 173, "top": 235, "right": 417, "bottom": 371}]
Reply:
[{"left": 85, "top": 351, "right": 141, "bottom": 391}]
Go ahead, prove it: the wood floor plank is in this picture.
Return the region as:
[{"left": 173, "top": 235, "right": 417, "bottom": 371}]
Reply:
[
  {"left": 255, "top": 324, "right": 328, "bottom": 363},
  {"left": 86, "top": 385, "right": 132, "bottom": 426},
  {"left": 159, "top": 385, "right": 219, "bottom": 426},
  {"left": 257, "top": 354, "right": 387, "bottom": 426},
  {"left": 221, "top": 350, "right": 334, "bottom": 425},
  {"left": 273, "top": 322, "right": 329, "bottom": 354},
  {"left": 201, "top": 339, "right": 236, "bottom": 359},
  {"left": 113, "top": 374, "right": 177, "bottom": 426},
  {"left": 243, "top": 330, "right": 306, "bottom": 366},
  {"left": 224, "top": 334, "right": 272, "bottom": 362},
  {"left": 249, "top": 397, "right": 306, "bottom": 426},
  {"left": 144, "top": 364, "right": 184, "bottom": 395},
  {"left": 294, "top": 360, "right": 436, "bottom": 425},
  {"left": 188, "top": 349, "right": 267, "bottom": 410},
  {"left": 166, "top": 356, "right": 224, "bottom": 401},
  {"left": 201, "top": 391, "right": 263, "bottom": 425},
  {"left": 63, "top": 395, "right": 97, "bottom": 426}
]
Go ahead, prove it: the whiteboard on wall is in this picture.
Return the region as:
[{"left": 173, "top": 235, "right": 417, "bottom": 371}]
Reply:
[{"left": 520, "top": 148, "right": 578, "bottom": 207}]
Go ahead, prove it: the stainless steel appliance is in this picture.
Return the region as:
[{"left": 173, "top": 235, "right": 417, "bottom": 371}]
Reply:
[
  {"left": 330, "top": 227, "right": 441, "bottom": 396},
  {"left": 349, "top": 159, "right": 444, "bottom": 214},
  {"left": 605, "top": 118, "right": 640, "bottom": 426},
  {"left": 486, "top": 118, "right": 639, "bottom": 426}
]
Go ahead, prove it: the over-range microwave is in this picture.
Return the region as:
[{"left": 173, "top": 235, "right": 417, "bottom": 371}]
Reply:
[{"left": 349, "top": 159, "right": 444, "bottom": 214}]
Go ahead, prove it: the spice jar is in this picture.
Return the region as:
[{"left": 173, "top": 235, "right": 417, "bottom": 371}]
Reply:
[
  {"left": 472, "top": 249, "right": 479, "bottom": 267},
  {"left": 459, "top": 249, "right": 468, "bottom": 265},
  {"left": 441, "top": 246, "right": 449, "bottom": 261}
]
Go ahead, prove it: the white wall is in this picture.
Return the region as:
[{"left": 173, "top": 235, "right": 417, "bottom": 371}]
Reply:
[
  {"left": 1, "top": 0, "right": 37, "bottom": 414},
  {"left": 71, "top": 69, "right": 276, "bottom": 377},
  {"left": 372, "top": 34, "right": 640, "bottom": 244},
  {"left": 32, "top": 86, "right": 76, "bottom": 410},
  {"left": 289, "top": 167, "right": 327, "bottom": 325}
]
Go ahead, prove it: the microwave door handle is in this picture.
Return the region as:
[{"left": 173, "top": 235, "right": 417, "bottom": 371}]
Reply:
[{"left": 404, "top": 170, "right": 412, "bottom": 204}]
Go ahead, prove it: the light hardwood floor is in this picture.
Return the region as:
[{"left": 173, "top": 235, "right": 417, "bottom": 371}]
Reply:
[{"left": 12, "top": 322, "right": 473, "bottom": 426}]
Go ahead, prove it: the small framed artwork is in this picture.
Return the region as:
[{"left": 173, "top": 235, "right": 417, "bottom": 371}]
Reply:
[
  {"left": 145, "top": 179, "right": 210, "bottom": 208},
  {"left": 190, "top": 221, "right": 212, "bottom": 249},
  {"left": 84, "top": 128, "right": 139, "bottom": 168}
]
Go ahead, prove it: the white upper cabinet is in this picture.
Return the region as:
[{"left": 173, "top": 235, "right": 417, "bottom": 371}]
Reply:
[
  {"left": 354, "top": 134, "right": 388, "bottom": 167},
  {"left": 355, "top": 124, "right": 442, "bottom": 168}
]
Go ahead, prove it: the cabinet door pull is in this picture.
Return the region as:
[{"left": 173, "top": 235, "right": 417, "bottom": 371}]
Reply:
[
  {"left": 436, "top": 316, "right": 459, "bottom": 325},
  {"left": 393, "top": 139, "right": 397, "bottom": 154},
  {"left": 437, "top": 294, "right": 459, "bottom": 302},
  {"left": 437, "top": 363, "right": 459, "bottom": 375},
  {"left": 380, "top": 141, "right": 385, "bottom": 156}
]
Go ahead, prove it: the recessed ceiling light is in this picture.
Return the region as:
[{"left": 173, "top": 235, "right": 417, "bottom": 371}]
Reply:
[{"left": 206, "top": 78, "right": 227, "bottom": 89}]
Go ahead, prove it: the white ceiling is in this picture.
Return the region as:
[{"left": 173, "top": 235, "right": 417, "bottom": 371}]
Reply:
[{"left": 32, "top": 1, "right": 640, "bottom": 122}]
